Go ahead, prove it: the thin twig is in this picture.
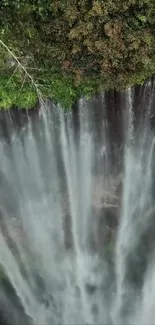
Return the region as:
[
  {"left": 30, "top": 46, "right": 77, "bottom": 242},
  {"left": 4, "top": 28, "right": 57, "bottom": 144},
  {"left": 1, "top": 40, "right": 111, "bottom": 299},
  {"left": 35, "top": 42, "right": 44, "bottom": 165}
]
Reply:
[
  {"left": 19, "top": 73, "right": 27, "bottom": 94},
  {"left": 5, "top": 64, "right": 19, "bottom": 86}
]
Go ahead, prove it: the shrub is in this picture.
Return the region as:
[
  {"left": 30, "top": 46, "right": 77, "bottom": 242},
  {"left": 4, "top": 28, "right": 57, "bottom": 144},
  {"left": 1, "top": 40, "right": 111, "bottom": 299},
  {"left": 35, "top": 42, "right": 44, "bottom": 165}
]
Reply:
[{"left": 0, "top": 0, "right": 155, "bottom": 108}]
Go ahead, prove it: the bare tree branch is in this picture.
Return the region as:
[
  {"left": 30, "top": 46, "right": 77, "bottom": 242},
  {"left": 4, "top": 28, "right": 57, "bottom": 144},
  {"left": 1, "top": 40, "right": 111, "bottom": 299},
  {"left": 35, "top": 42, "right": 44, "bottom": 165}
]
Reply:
[{"left": 0, "top": 39, "right": 43, "bottom": 103}]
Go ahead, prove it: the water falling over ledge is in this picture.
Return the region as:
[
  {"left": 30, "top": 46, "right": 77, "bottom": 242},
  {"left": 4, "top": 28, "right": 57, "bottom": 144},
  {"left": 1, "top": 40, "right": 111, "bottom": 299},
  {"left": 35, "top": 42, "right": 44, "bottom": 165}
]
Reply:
[{"left": 0, "top": 83, "right": 155, "bottom": 324}]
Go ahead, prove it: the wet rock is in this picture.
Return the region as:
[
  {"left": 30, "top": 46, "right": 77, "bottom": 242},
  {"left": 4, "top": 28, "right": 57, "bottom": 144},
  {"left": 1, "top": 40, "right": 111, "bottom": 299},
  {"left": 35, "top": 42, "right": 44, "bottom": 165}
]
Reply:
[
  {"left": 85, "top": 283, "right": 97, "bottom": 294},
  {"left": 0, "top": 277, "right": 32, "bottom": 325},
  {"left": 63, "top": 213, "right": 73, "bottom": 249}
]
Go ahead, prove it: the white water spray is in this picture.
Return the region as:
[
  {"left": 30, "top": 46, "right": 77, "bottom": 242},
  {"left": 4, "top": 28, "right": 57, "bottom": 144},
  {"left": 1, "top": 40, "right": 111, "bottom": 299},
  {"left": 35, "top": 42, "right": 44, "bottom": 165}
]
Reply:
[{"left": 0, "top": 85, "right": 154, "bottom": 324}]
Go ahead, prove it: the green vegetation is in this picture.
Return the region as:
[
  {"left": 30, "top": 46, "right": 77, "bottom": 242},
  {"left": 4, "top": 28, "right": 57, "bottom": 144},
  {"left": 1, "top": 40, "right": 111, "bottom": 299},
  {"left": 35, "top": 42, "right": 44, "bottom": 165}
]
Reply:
[{"left": 1, "top": 0, "right": 155, "bottom": 109}]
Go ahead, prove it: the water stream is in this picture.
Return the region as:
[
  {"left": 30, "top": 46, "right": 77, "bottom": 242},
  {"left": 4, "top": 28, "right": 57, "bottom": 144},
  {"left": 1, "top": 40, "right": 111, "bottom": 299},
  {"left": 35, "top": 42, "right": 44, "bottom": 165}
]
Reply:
[{"left": 0, "top": 83, "right": 155, "bottom": 324}]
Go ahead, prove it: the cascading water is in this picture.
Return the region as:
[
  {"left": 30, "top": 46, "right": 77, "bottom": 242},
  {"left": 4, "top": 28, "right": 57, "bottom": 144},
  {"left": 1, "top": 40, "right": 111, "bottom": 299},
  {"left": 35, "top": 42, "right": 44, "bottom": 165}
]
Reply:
[{"left": 0, "top": 82, "right": 155, "bottom": 324}]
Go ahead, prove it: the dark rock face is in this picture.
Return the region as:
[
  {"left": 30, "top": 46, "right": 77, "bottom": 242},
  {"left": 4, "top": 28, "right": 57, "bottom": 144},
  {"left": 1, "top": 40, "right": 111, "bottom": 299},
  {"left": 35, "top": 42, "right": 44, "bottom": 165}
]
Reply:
[
  {"left": 0, "top": 312, "right": 10, "bottom": 325},
  {"left": 0, "top": 105, "right": 39, "bottom": 142},
  {"left": 0, "top": 171, "right": 18, "bottom": 218},
  {"left": 63, "top": 213, "right": 73, "bottom": 249},
  {"left": 0, "top": 278, "right": 32, "bottom": 325}
]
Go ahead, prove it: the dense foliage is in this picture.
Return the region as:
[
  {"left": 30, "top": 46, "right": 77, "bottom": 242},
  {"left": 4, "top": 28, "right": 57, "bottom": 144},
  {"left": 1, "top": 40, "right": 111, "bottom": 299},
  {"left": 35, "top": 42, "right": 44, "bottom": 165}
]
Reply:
[{"left": 0, "top": 0, "right": 155, "bottom": 108}]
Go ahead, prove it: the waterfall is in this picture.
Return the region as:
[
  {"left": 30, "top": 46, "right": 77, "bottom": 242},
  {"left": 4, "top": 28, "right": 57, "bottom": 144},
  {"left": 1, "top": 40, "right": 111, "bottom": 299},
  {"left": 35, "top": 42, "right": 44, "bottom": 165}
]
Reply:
[{"left": 0, "top": 83, "right": 155, "bottom": 324}]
